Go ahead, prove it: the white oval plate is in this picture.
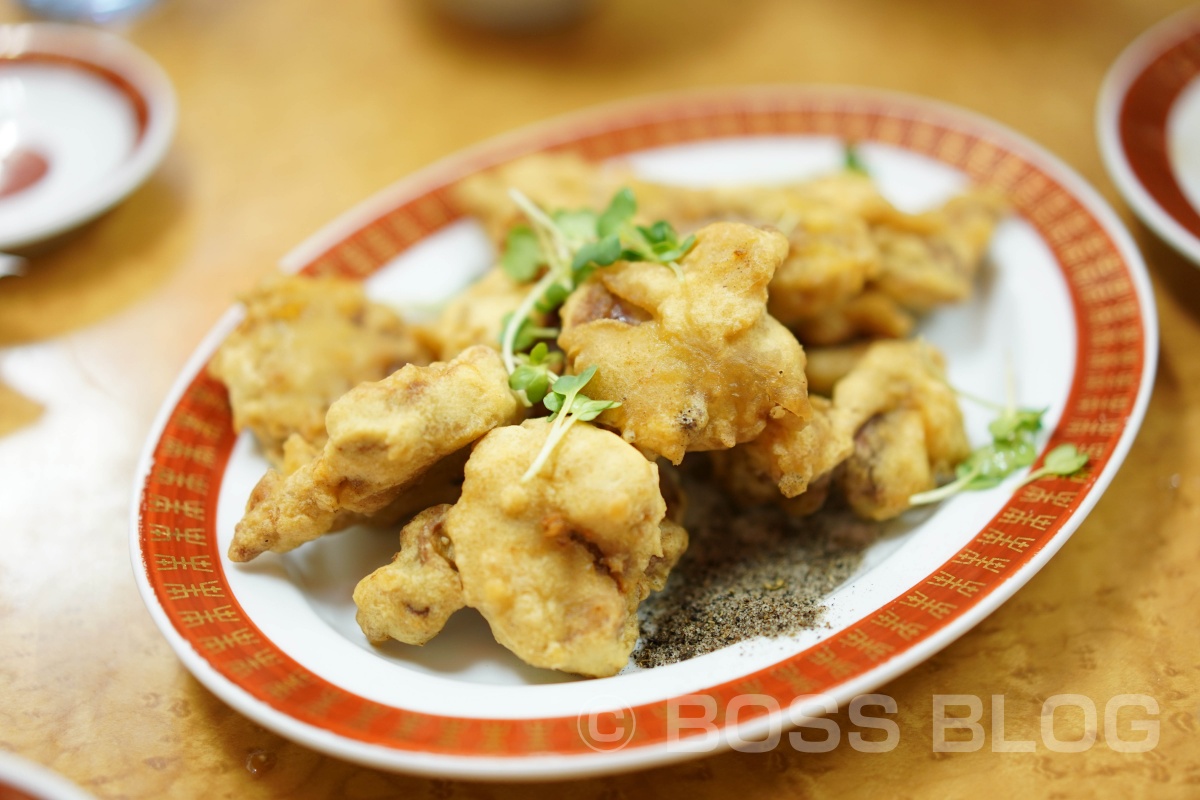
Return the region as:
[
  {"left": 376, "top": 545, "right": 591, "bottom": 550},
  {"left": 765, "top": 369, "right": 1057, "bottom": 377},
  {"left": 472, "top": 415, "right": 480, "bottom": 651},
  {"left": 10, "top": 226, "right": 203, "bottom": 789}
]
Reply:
[
  {"left": 131, "top": 87, "right": 1156, "bottom": 780},
  {"left": 0, "top": 23, "right": 175, "bottom": 250},
  {"left": 1097, "top": 6, "right": 1200, "bottom": 265}
]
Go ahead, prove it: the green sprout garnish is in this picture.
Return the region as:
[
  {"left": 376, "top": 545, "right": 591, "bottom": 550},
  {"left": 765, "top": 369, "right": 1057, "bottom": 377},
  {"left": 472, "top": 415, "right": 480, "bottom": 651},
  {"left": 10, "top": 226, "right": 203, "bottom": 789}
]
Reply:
[
  {"left": 1019, "top": 444, "right": 1089, "bottom": 487},
  {"left": 910, "top": 373, "right": 1089, "bottom": 506},
  {"left": 844, "top": 141, "right": 869, "bottom": 175},
  {"left": 498, "top": 186, "right": 695, "bottom": 379},
  {"left": 507, "top": 341, "right": 561, "bottom": 405},
  {"left": 522, "top": 365, "right": 620, "bottom": 482}
]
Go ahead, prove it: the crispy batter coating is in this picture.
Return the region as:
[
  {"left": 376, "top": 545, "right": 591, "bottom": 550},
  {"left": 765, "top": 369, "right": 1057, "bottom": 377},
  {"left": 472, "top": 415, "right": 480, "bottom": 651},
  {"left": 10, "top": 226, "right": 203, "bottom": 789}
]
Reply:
[
  {"left": 452, "top": 153, "right": 623, "bottom": 243},
  {"left": 558, "top": 222, "right": 811, "bottom": 464},
  {"left": 445, "top": 420, "right": 685, "bottom": 677},
  {"left": 420, "top": 267, "right": 541, "bottom": 361},
  {"left": 804, "top": 342, "right": 871, "bottom": 396},
  {"left": 790, "top": 288, "right": 915, "bottom": 346},
  {"left": 354, "top": 504, "right": 464, "bottom": 645},
  {"left": 831, "top": 339, "right": 970, "bottom": 479},
  {"left": 871, "top": 188, "right": 1008, "bottom": 312},
  {"left": 208, "top": 274, "right": 430, "bottom": 465},
  {"left": 713, "top": 340, "right": 968, "bottom": 518},
  {"left": 228, "top": 346, "right": 521, "bottom": 561},
  {"left": 839, "top": 408, "right": 935, "bottom": 520},
  {"left": 711, "top": 396, "right": 855, "bottom": 508}
]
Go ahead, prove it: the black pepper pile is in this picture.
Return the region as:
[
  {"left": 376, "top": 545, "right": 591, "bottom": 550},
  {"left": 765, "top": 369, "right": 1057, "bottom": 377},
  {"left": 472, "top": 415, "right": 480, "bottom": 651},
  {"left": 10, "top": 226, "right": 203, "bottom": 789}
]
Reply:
[{"left": 632, "top": 463, "right": 883, "bottom": 669}]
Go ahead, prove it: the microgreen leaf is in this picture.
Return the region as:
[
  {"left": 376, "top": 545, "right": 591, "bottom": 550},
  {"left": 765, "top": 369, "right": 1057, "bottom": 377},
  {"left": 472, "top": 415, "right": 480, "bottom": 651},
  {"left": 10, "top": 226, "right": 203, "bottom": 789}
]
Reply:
[
  {"left": 652, "top": 233, "right": 695, "bottom": 264},
  {"left": 535, "top": 282, "right": 572, "bottom": 314},
  {"left": 597, "top": 187, "right": 637, "bottom": 237},
  {"left": 1019, "top": 444, "right": 1089, "bottom": 487},
  {"left": 509, "top": 364, "right": 552, "bottom": 404},
  {"left": 637, "top": 221, "right": 674, "bottom": 245},
  {"left": 499, "top": 313, "right": 558, "bottom": 352},
  {"left": 845, "top": 142, "right": 868, "bottom": 175},
  {"left": 548, "top": 364, "right": 597, "bottom": 397},
  {"left": 987, "top": 407, "right": 1045, "bottom": 442},
  {"left": 571, "top": 235, "right": 623, "bottom": 273},
  {"left": 553, "top": 209, "right": 598, "bottom": 241},
  {"left": 1044, "top": 443, "right": 1088, "bottom": 474},
  {"left": 571, "top": 397, "right": 621, "bottom": 421},
  {"left": 501, "top": 225, "right": 544, "bottom": 283},
  {"left": 911, "top": 383, "right": 1083, "bottom": 506}
]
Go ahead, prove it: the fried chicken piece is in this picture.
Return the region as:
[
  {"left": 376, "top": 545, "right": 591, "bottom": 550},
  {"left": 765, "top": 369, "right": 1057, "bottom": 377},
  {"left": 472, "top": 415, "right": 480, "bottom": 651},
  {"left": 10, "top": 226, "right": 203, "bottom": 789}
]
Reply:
[
  {"left": 445, "top": 419, "right": 686, "bottom": 677},
  {"left": 209, "top": 274, "right": 430, "bottom": 465},
  {"left": 871, "top": 188, "right": 1008, "bottom": 312},
  {"left": 228, "top": 346, "right": 521, "bottom": 561},
  {"left": 804, "top": 342, "right": 871, "bottom": 396},
  {"left": 839, "top": 408, "right": 935, "bottom": 520},
  {"left": 354, "top": 504, "right": 464, "bottom": 646},
  {"left": 665, "top": 175, "right": 887, "bottom": 327},
  {"left": 711, "top": 396, "right": 855, "bottom": 510},
  {"left": 831, "top": 339, "right": 970, "bottom": 479},
  {"left": 452, "top": 153, "right": 622, "bottom": 243},
  {"left": 790, "top": 289, "right": 915, "bottom": 346},
  {"left": 420, "top": 267, "right": 544, "bottom": 361},
  {"left": 714, "top": 340, "right": 967, "bottom": 518},
  {"left": 558, "top": 222, "right": 811, "bottom": 464}
]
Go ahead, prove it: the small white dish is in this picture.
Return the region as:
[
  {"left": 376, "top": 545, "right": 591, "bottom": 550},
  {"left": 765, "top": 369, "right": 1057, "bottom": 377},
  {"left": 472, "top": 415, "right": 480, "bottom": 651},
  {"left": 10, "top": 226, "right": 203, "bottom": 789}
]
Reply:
[
  {"left": 0, "top": 751, "right": 95, "bottom": 800},
  {"left": 1098, "top": 6, "right": 1200, "bottom": 265},
  {"left": 0, "top": 23, "right": 175, "bottom": 250}
]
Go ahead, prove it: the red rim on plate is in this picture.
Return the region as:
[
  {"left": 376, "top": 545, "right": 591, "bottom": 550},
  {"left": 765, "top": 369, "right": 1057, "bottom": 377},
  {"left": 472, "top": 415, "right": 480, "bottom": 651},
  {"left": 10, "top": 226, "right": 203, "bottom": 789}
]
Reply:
[
  {"left": 1098, "top": 7, "right": 1200, "bottom": 262},
  {"left": 131, "top": 87, "right": 1156, "bottom": 778}
]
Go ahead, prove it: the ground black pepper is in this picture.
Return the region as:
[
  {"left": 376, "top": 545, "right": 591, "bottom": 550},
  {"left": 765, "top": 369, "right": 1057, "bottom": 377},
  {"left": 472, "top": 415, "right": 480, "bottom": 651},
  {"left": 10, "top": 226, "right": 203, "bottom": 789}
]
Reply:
[{"left": 633, "top": 463, "right": 882, "bottom": 669}]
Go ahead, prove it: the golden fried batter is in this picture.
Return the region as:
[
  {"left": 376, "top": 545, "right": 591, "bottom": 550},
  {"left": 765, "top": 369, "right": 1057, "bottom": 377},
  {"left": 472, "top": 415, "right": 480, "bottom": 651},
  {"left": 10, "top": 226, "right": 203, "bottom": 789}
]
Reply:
[
  {"left": 209, "top": 274, "right": 430, "bottom": 465},
  {"left": 713, "top": 340, "right": 968, "bottom": 518},
  {"left": 354, "top": 504, "right": 464, "bottom": 646},
  {"left": 790, "top": 288, "right": 915, "bottom": 346},
  {"left": 420, "top": 267, "right": 543, "bottom": 361},
  {"left": 804, "top": 342, "right": 871, "bottom": 396},
  {"left": 871, "top": 188, "right": 1008, "bottom": 312},
  {"left": 445, "top": 419, "right": 685, "bottom": 677},
  {"left": 558, "top": 222, "right": 811, "bottom": 464},
  {"left": 228, "top": 346, "right": 521, "bottom": 561},
  {"left": 452, "top": 153, "right": 623, "bottom": 243},
  {"left": 711, "top": 396, "right": 855, "bottom": 509},
  {"left": 831, "top": 339, "right": 970, "bottom": 479},
  {"left": 839, "top": 408, "right": 936, "bottom": 520}
]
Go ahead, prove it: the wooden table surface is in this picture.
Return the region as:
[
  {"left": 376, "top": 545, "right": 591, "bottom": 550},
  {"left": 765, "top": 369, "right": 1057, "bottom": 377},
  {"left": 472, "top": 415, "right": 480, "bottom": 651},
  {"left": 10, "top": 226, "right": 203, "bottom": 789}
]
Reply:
[{"left": 2, "top": 0, "right": 1199, "bottom": 796}]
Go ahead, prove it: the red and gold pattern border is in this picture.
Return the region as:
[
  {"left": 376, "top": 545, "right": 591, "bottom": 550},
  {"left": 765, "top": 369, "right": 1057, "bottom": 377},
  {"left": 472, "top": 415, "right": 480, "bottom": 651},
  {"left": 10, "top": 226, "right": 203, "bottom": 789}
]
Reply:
[
  {"left": 1118, "top": 20, "right": 1200, "bottom": 240},
  {"left": 137, "top": 92, "right": 1147, "bottom": 759}
]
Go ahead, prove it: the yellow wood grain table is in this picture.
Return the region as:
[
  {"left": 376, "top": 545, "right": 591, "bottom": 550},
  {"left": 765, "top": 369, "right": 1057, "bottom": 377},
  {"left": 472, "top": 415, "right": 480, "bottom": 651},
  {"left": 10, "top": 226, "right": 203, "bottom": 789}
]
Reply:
[{"left": 2, "top": 0, "right": 1199, "bottom": 796}]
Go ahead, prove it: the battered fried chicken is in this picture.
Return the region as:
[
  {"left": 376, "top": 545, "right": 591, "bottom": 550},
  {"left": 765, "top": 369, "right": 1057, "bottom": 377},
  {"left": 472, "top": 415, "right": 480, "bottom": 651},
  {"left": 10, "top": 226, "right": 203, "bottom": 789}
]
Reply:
[
  {"left": 354, "top": 504, "right": 464, "bottom": 646},
  {"left": 839, "top": 408, "right": 936, "bottom": 520},
  {"left": 711, "top": 396, "right": 855, "bottom": 510},
  {"left": 831, "top": 339, "right": 970, "bottom": 478},
  {"left": 713, "top": 340, "right": 968, "bottom": 520},
  {"left": 209, "top": 274, "right": 430, "bottom": 465},
  {"left": 444, "top": 419, "right": 686, "bottom": 677},
  {"left": 871, "top": 188, "right": 1008, "bottom": 313},
  {"left": 558, "top": 221, "right": 811, "bottom": 464},
  {"left": 420, "top": 267, "right": 543, "bottom": 361},
  {"left": 228, "top": 346, "right": 521, "bottom": 561}
]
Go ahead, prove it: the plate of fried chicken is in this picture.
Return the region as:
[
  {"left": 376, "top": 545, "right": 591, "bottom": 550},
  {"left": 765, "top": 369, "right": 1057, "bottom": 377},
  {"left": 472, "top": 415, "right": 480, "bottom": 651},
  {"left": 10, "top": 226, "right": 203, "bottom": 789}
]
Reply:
[{"left": 132, "top": 87, "right": 1156, "bottom": 778}]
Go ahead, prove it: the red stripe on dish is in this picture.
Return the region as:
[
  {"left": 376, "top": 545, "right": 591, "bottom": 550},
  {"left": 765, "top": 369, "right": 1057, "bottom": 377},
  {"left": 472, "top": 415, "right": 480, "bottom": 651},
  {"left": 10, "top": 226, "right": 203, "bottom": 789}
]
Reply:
[
  {"left": 1118, "top": 23, "right": 1200, "bottom": 240},
  {"left": 137, "top": 93, "right": 1146, "bottom": 758}
]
